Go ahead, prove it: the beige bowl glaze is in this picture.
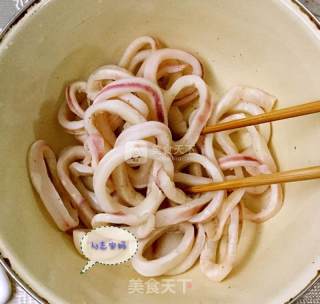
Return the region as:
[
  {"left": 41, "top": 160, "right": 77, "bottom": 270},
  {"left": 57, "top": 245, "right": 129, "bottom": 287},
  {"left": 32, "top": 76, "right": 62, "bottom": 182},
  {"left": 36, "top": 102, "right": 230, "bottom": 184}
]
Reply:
[{"left": 0, "top": 0, "right": 320, "bottom": 303}]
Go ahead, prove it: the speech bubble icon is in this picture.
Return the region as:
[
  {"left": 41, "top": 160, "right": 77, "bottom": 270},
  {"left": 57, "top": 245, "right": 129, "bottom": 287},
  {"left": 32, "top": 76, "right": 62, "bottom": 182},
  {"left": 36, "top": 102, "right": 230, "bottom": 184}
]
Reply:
[{"left": 79, "top": 226, "right": 138, "bottom": 274}]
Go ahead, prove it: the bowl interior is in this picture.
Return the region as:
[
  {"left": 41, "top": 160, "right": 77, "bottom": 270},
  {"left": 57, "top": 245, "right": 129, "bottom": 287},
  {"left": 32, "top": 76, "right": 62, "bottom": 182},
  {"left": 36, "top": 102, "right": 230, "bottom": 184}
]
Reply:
[{"left": 0, "top": 0, "right": 320, "bottom": 303}]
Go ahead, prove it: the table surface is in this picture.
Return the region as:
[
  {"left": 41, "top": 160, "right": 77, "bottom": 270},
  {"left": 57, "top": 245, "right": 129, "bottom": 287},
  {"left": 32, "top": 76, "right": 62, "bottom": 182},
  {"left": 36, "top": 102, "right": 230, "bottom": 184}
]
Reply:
[{"left": 0, "top": 0, "right": 320, "bottom": 303}]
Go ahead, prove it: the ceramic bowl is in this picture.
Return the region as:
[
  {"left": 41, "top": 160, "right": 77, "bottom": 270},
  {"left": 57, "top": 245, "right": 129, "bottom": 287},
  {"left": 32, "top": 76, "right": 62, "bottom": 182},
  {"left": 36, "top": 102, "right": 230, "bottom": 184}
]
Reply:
[{"left": 0, "top": 0, "right": 320, "bottom": 303}]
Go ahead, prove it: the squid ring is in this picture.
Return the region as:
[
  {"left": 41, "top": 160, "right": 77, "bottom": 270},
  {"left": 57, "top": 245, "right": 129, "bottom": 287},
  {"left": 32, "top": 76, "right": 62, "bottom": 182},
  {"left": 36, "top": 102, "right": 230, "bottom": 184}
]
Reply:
[
  {"left": 28, "top": 140, "right": 79, "bottom": 231},
  {"left": 132, "top": 223, "right": 194, "bottom": 276}
]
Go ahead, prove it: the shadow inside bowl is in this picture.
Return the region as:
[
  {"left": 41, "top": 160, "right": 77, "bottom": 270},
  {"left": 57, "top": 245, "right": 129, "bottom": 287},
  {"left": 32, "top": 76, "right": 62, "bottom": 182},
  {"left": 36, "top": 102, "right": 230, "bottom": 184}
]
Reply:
[{"left": 227, "top": 220, "right": 262, "bottom": 280}]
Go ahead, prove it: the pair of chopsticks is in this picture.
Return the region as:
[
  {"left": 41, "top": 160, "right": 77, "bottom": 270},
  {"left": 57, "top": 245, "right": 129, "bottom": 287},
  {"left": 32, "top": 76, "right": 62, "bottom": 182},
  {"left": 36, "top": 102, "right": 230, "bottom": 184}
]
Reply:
[{"left": 187, "top": 100, "right": 320, "bottom": 193}]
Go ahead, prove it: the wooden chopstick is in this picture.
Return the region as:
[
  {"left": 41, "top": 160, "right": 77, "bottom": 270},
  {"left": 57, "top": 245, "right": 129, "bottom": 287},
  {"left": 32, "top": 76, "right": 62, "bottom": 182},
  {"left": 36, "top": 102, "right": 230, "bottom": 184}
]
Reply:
[
  {"left": 185, "top": 166, "right": 320, "bottom": 193},
  {"left": 202, "top": 100, "right": 320, "bottom": 134}
]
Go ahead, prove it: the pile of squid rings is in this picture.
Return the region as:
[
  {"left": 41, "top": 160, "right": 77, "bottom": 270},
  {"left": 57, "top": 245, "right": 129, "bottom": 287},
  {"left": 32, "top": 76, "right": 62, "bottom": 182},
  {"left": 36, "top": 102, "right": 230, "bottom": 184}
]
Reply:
[{"left": 28, "top": 36, "right": 283, "bottom": 282}]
